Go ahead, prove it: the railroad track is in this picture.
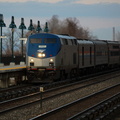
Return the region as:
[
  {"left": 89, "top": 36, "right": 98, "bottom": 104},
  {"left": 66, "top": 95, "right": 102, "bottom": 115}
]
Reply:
[
  {"left": 67, "top": 93, "right": 120, "bottom": 120},
  {"left": 0, "top": 71, "right": 120, "bottom": 120},
  {"left": 30, "top": 84, "right": 120, "bottom": 120},
  {"left": 0, "top": 68, "right": 119, "bottom": 102},
  {"left": 0, "top": 84, "right": 39, "bottom": 102}
]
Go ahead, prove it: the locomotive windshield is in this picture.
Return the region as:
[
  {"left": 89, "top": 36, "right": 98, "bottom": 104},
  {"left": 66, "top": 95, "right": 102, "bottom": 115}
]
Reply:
[
  {"left": 44, "top": 38, "right": 56, "bottom": 43},
  {"left": 30, "top": 38, "right": 42, "bottom": 43},
  {"left": 30, "top": 38, "right": 57, "bottom": 44}
]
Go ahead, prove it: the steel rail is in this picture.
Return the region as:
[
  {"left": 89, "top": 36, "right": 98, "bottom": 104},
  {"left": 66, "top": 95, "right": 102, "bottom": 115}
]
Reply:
[
  {"left": 29, "top": 83, "right": 120, "bottom": 120},
  {"left": 67, "top": 93, "right": 120, "bottom": 120}
]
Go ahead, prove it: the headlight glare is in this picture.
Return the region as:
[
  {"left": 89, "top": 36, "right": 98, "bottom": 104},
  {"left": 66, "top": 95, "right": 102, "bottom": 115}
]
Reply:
[
  {"left": 43, "top": 53, "right": 46, "bottom": 57},
  {"left": 50, "top": 59, "right": 53, "bottom": 62},
  {"left": 38, "top": 53, "right": 46, "bottom": 57},
  {"left": 38, "top": 53, "right": 42, "bottom": 57},
  {"left": 30, "top": 58, "right": 34, "bottom": 62}
]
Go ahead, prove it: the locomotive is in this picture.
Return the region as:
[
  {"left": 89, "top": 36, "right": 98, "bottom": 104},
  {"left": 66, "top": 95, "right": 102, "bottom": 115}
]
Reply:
[{"left": 26, "top": 33, "right": 120, "bottom": 82}]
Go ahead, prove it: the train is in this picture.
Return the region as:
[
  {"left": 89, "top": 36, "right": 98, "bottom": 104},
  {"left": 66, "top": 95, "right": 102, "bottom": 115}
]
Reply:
[{"left": 26, "top": 33, "right": 120, "bottom": 82}]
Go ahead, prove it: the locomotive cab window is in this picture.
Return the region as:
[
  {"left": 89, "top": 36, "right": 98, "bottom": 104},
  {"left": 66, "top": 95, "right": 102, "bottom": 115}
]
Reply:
[
  {"left": 30, "top": 38, "right": 42, "bottom": 43},
  {"left": 44, "top": 38, "right": 56, "bottom": 43}
]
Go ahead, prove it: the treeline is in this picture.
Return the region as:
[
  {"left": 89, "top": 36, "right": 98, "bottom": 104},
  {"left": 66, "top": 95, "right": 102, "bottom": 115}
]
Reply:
[{"left": 48, "top": 15, "right": 97, "bottom": 39}]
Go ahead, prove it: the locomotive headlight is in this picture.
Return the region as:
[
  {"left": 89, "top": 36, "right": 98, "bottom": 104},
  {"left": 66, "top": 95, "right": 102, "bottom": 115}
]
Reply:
[
  {"left": 38, "top": 53, "right": 46, "bottom": 57},
  {"left": 50, "top": 59, "right": 53, "bottom": 62},
  {"left": 42, "top": 53, "right": 46, "bottom": 57},
  {"left": 30, "top": 58, "right": 34, "bottom": 62},
  {"left": 38, "top": 53, "right": 42, "bottom": 57},
  {"left": 49, "top": 59, "right": 54, "bottom": 66}
]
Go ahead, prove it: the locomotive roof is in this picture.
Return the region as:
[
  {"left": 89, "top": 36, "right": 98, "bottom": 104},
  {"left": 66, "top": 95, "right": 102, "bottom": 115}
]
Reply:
[
  {"left": 56, "top": 34, "right": 76, "bottom": 39},
  {"left": 77, "top": 39, "right": 94, "bottom": 44},
  {"left": 91, "top": 40, "right": 107, "bottom": 44},
  {"left": 106, "top": 41, "right": 120, "bottom": 44},
  {"left": 29, "top": 33, "right": 76, "bottom": 39}
]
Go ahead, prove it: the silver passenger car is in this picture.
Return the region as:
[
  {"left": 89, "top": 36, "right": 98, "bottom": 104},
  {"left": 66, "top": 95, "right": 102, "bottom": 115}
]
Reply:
[
  {"left": 107, "top": 41, "right": 120, "bottom": 67},
  {"left": 78, "top": 40, "right": 94, "bottom": 69},
  {"left": 92, "top": 40, "right": 108, "bottom": 67}
]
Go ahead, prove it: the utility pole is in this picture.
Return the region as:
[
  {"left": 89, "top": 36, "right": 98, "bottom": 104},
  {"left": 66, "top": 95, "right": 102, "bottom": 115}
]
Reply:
[
  {"left": 0, "top": 14, "right": 6, "bottom": 64},
  {"left": 113, "top": 27, "right": 115, "bottom": 41},
  {"left": 9, "top": 16, "right": 17, "bottom": 63}
]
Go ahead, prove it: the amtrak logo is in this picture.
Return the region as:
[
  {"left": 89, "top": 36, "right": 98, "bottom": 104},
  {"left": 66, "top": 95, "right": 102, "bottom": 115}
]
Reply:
[{"left": 37, "top": 49, "right": 45, "bottom": 53}]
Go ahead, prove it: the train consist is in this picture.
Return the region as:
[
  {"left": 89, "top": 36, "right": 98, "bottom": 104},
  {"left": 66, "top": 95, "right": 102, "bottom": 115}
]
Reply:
[{"left": 26, "top": 33, "right": 120, "bottom": 82}]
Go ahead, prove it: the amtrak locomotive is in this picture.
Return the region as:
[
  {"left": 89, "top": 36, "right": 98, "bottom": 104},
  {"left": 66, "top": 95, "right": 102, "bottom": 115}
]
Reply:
[{"left": 26, "top": 33, "right": 120, "bottom": 82}]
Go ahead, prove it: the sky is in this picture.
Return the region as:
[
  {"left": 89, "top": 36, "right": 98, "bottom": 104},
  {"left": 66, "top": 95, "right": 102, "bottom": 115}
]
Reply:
[{"left": 0, "top": 0, "right": 120, "bottom": 40}]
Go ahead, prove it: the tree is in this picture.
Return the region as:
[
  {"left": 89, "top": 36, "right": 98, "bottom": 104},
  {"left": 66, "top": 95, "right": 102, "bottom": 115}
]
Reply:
[
  {"left": 48, "top": 15, "right": 97, "bottom": 39},
  {"left": 48, "top": 15, "right": 61, "bottom": 34},
  {"left": 3, "top": 28, "right": 21, "bottom": 56}
]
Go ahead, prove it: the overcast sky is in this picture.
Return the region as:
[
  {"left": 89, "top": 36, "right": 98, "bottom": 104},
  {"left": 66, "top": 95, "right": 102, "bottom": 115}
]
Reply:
[{"left": 0, "top": 0, "right": 120, "bottom": 40}]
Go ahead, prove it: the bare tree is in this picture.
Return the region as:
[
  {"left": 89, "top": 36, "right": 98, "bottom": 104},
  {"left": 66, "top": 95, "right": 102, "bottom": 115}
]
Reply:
[
  {"left": 3, "top": 28, "right": 21, "bottom": 56},
  {"left": 48, "top": 15, "right": 97, "bottom": 39},
  {"left": 47, "top": 15, "right": 62, "bottom": 34}
]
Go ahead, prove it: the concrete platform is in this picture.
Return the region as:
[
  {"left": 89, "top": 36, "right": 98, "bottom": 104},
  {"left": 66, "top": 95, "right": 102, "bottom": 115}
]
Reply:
[
  {"left": 0, "top": 64, "right": 26, "bottom": 88},
  {"left": 0, "top": 64, "right": 26, "bottom": 73}
]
